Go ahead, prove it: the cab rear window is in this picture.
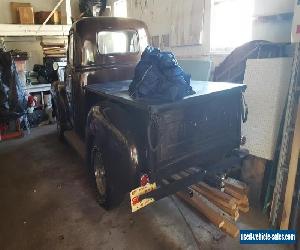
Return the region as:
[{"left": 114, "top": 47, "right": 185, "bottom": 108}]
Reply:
[{"left": 97, "top": 30, "right": 139, "bottom": 55}]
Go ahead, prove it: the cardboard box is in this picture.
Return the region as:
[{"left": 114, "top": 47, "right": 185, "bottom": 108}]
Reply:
[{"left": 35, "top": 11, "right": 61, "bottom": 25}]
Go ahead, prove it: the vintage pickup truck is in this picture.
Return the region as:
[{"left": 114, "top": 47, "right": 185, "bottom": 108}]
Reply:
[{"left": 52, "top": 17, "right": 247, "bottom": 211}]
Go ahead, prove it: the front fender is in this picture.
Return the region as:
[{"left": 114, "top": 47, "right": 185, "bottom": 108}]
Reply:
[{"left": 51, "top": 81, "right": 72, "bottom": 130}]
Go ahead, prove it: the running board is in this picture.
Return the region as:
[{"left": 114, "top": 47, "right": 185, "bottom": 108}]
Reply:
[{"left": 64, "top": 130, "right": 86, "bottom": 160}]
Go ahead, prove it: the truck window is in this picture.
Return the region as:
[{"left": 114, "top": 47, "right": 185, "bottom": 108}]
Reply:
[
  {"left": 97, "top": 30, "right": 139, "bottom": 54},
  {"left": 82, "top": 40, "right": 96, "bottom": 66}
]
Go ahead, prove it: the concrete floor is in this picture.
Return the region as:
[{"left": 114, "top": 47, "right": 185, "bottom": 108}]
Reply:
[{"left": 0, "top": 125, "right": 291, "bottom": 250}]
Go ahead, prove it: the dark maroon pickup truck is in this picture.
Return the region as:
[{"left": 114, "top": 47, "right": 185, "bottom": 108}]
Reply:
[{"left": 52, "top": 17, "right": 247, "bottom": 212}]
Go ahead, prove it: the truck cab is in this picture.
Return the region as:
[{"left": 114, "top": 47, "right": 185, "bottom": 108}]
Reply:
[
  {"left": 52, "top": 17, "right": 247, "bottom": 211},
  {"left": 63, "top": 17, "right": 149, "bottom": 138}
]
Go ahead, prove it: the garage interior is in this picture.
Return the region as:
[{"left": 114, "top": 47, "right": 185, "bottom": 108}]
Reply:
[{"left": 0, "top": 0, "right": 299, "bottom": 250}]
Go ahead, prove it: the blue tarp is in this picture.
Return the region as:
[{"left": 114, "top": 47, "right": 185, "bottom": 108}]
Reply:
[{"left": 129, "top": 46, "right": 195, "bottom": 102}]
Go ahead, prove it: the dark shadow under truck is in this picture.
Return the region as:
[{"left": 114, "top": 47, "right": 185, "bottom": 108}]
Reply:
[{"left": 52, "top": 17, "right": 247, "bottom": 212}]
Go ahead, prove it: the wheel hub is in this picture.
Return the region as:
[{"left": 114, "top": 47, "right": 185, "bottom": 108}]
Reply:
[{"left": 93, "top": 149, "right": 106, "bottom": 196}]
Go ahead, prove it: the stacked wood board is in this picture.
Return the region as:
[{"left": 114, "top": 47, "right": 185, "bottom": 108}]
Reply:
[
  {"left": 176, "top": 176, "right": 249, "bottom": 238},
  {"left": 41, "top": 41, "right": 67, "bottom": 58},
  {"left": 10, "top": 2, "right": 32, "bottom": 24}
]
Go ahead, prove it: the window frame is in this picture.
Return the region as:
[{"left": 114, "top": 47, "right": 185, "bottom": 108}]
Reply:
[{"left": 68, "top": 32, "right": 74, "bottom": 66}]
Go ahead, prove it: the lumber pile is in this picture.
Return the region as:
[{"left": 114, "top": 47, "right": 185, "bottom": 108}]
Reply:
[
  {"left": 41, "top": 41, "right": 67, "bottom": 58},
  {"left": 176, "top": 176, "right": 250, "bottom": 238}
]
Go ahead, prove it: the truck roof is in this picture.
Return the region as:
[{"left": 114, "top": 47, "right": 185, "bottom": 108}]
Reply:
[
  {"left": 86, "top": 80, "right": 246, "bottom": 111},
  {"left": 73, "top": 17, "right": 148, "bottom": 39}
]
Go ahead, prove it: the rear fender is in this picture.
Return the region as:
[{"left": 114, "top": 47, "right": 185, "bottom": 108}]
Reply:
[{"left": 86, "top": 105, "right": 139, "bottom": 192}]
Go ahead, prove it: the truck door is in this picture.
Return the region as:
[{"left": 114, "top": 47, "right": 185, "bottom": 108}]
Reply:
[
  {"left": 66, "top": 32, "right": 83, "bottom": 137},
  {"left": 67, "top": 32, "right": 87, "bottom": 138},
  {"left": 65, "top": 32, "right": 74, "bottom": 126}
]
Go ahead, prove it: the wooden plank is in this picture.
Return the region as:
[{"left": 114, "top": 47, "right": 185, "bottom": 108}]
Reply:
[
  {"left": 44, "top": 50, "right": 66, "bottom": 55},
  {"left": 191, "top": 185, "right": 239, "bottom": 219},
  {"left": 176, "top": 191, "right": 225, "bottom": 228},
  {"left": 178, "top": 191, "right": 240, "bottom": 238},
  {"left": 224, "top": 177, "right": 249, "bottom": 195},
  {"left": 175, "top": 172, "right": 239, "bottom": 218},
  {"left": 43, "top": 47, "right": 65, "bottom": 51},
  {"left": 41, "top": 0, "right": 64, "bottom": 26},
  {"left": 280, "top": 102, "right": 300, "bottom": 229},
  {"left": 224, "top": 186, "right": 248, "bottom": 205},
  {"left": 40, "top": 41, "right": 66, "bottom": 47},
  {"left": 221, "top": 217, "right": 240, "bottom": 238},
  {"left": 10, "top": 2, "right": 31, "bottom": 24},
  {"left": 191, "top": 187, "right": 240, "bottom": 237},
  {"left": 18, "top": 7, "right": 34, "bottom": 25},
  {"left": 0, "top": 24, "right": 70, "bottom": 36},
  {"left": 239, "top": 203, "right": 250, "bottom": 213},
  {"left": 197, "top": 182, "right": 236, "bottom": 204},
  {"left": 45, "top": 54, "right": 67, "bottom": 58},
  {"left": 191, "top": 185, "right": 237, "bottom": 210}
]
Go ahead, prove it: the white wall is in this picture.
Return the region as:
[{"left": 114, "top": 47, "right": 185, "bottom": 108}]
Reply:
[
  {"left": 252, "top": 0, "right": 294, "bottom": 43},
  {"left": 1, "top": 0, "right": 294, "bottom": 71},
  {"left": 108, "top": 0, "right": 210, "bottom": 58},
  {"left": 254, "top": 0, "right": 294, "bottom": 16},
  {"left": 252, "top": 20, "right": 293, "bottom": 43}
]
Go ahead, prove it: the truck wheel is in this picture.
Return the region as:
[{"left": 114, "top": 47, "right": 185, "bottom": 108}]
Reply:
[
  {"left": 90, "top": 143, "right": 124, "bottom": 209},
  {"left": 91, "top": 145, "right": 107, "bottom": 205}
]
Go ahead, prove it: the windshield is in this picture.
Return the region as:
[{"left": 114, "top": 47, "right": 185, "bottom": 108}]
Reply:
[{"left": 97, "top": 30, "right": 139, "bottom": 55}]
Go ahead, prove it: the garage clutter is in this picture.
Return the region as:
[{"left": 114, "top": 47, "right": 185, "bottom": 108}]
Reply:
[
  {"left": 10, "top": 2, "right": 61, "bottom": 25},
  {"left": 0, "top": 45, "right": 65, "bottom": 141}
]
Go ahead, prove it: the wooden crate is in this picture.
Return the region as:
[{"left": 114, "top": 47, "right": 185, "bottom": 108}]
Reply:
[
  {"left": 18, "top": 7, "right": 34, "bottom": 24},
  {"left": 35, "top": 11, "right": 61, "bottom": 25},
  {"left": 10, "top": 2, "right": 31, "bottom": 24}
]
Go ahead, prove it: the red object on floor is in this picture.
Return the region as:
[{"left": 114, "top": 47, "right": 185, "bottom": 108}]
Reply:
[{"left": 0, "top": 119, "right": 23, "bottom": 141}]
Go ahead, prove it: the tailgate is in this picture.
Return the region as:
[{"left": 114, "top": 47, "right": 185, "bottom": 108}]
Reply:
[{"left": 151, "top": 89, "right": 242, "bottom": 177}]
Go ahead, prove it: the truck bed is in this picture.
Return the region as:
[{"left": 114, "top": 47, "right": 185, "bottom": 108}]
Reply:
[
  {"left": 86, "top": 80, "right": 246, "bottom": 171},
  {"left": 85, "top": 80, "right": 246, "bottom": 109}
]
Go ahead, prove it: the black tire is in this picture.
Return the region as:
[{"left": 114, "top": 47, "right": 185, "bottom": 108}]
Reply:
[{"left": 89, "top": 142, "right": 124, "bottom": 209}]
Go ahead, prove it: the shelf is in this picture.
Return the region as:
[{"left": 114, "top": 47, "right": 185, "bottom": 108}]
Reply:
[{"left": 0, "top": 24, "right": 71, "bottom": 37}]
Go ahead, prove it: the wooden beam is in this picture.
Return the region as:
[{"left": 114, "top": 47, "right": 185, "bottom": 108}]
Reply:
[
  {"left": 239, "top": 203, "right": 250, "bottom": 213},
  {"left": 41, "top": 0, "right": 65, "bottom": 26},
  {"left": 224, "top": 177, "right": 249, "bottom": 195},
  {"left": 176, "top": 191, "right": 225, "bottom": 228},
  {"left": 197, "top": 182, "right": 236, "bottom": 204},
  {"left": 192, "top": 184, "right": 237, "bottom": 209},
  {"left": 190, "top": 185, "right": 239, "bottom": 220},
  {"left": 60, "top": 0, "right": 72, "bottom": 25},
  {"left": 224, "top": 186, "right": 248, "bottom": 205},
  {"left": 220, "top": 217, "right": 240, "bottom": 238},
  {"left": 280, "top": 102, "right": 300, "bottom": 229},
  {"left": 175, "top": 173, "right": 239, "bottom": 218}
]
